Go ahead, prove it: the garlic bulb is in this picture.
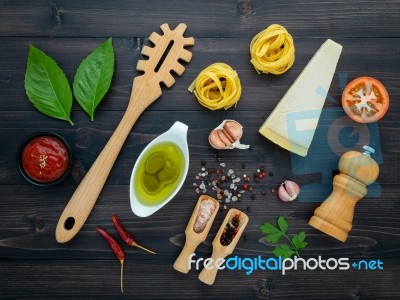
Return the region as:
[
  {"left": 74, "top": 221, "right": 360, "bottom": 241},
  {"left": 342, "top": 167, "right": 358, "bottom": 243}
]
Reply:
[
  {"left": 208, "top": 120, "right": 250, "bottom": 150},
  {"left": 278, "top": 180, "right": 300, "bottom": 202}
]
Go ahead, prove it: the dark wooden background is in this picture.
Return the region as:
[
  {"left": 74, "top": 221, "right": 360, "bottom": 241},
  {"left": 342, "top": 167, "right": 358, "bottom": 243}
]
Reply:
[{"left": 1, "top": 0, "right": 399, "bottom": 299}]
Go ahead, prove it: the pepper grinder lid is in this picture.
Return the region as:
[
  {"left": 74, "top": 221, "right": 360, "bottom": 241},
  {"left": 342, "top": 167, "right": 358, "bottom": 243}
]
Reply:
[{"left": 338, "top": 145, "right": 380, "bottom": 186}]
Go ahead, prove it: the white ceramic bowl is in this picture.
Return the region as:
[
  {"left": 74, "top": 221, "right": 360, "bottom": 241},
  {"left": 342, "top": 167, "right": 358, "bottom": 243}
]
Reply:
[{"left": 130, "top": 121, "right": 189, "bottom": 217}]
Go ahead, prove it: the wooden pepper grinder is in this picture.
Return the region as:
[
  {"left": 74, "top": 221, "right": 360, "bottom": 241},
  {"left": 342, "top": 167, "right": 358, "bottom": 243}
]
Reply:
[{"left": 309, "top": 146, "right": 379, "bottom": 242}]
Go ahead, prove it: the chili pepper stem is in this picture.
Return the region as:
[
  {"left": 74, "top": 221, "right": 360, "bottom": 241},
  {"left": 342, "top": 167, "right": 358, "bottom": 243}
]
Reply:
[
  {"left": 96, "top": 227, "right": 125, "bottom": 294},
  {"left": 132, "top": 242, "right": 156, "bottom": 254},
  {"left": 112, "top": 214, "right": 156, "bottom": 255},
  {"left": 120, "top": 259, "right": 124, "bottom": 293}
]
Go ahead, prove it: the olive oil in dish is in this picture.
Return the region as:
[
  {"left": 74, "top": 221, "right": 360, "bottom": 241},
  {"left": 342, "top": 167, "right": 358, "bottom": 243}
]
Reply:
[{"left": 134, "top": 141, "right": 184, "bottom": 205}]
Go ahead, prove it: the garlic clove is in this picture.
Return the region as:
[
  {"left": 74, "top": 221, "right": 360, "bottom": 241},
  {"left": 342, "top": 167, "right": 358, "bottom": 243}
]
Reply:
[
  {"left": 278, "top": 184, "right": 292, "bottom": 202},
  {"left": 278, "top": 180, "right": 300, "bottom": 202},
  {"left": 221, "top": 128, "right": 235, "bottom": 144},
  {"left": 285, "top": 181, "right": 300, "bottom": 200},
  {"left": 217, "top": 129, "right": 232, "bottom": 146},
  {"left": 224, "top": 120, "right": 243, "bottom": 140},
  {"left": 208, "top": 131, "right": 227, "bottom": 149},
  {"left": 208, "top": 119, "right": 250, "bottom": 150}
]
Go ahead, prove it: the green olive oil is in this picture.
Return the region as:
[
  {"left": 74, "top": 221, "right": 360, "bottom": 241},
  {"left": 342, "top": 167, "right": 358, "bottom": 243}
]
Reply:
[{"left": 134, "top": 142, "right": 184, "bottom": 206}]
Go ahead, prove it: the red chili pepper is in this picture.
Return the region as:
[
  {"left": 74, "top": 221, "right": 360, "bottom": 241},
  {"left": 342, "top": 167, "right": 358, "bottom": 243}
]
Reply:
[
  {"left": 112, "top": 214, "right": 156, "bottom": 254},
  {"left": 96, "top": 227, "right": 124, "bottom": 293}
]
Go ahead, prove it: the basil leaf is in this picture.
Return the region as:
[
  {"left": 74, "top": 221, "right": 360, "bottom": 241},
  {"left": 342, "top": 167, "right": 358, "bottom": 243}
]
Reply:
[
  {"left": 24, "top": 45, "right": 73, "bottom": 125},
  {"left": 73, "top": 38, "right": 114, "bottom": 121}
]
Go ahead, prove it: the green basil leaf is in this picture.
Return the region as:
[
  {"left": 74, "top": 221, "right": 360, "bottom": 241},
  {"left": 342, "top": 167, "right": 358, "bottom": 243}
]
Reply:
[
  {"left": 24, "top": 45, "right": 73, "bottom": 125},
  {"left": 73, "top": 38, "right": 114, "bottom": 121}
]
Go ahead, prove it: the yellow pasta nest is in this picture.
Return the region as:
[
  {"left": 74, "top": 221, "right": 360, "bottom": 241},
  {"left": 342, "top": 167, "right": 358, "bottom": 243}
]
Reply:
[
  {"left": 250, "top": 24, "right": 295, "bottom": 75},
  {"left": 188, "top": 63, "right": 241, "bottom": 110}
]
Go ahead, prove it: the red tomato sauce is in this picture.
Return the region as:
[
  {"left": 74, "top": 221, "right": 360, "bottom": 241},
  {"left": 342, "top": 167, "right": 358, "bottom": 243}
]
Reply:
[{"left": 21, "top": 136, "right": 69, "bottom": 183}]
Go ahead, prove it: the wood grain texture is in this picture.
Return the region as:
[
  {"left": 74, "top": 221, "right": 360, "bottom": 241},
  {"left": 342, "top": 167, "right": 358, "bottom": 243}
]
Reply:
[
  {"left": 1, "top": 259, "right": 398, "bottom": 299},
  {"left": 55, "top": 23, "right": 194, "bottom": 243},
  {"left": 1, "top": 37, "right": 399, "bottom": 112},
  {"left": 309, "top": 150, "right": 380, "bottom": 242},
  {"left": 198, "top": 208, "right": 249, "bottom": 285},
  {"left": 1, "top": 0, "right": 400, "bottom": 298},
  {"left": 0, "top": 0, "right": 399, "bottom": 38},
  {"left": 173, "top": 195, "right": 219, "bottom": 274}
]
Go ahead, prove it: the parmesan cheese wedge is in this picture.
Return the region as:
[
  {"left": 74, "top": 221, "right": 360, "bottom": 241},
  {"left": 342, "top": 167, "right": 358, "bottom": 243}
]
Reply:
[{"left": 259, "top": 39, "right": 342, "bottom": 157}]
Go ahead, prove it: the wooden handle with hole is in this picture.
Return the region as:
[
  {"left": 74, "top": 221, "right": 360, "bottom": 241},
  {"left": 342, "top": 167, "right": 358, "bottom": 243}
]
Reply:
[
  {"left": 56, "top": 23, "right": 194, "bottom": 243},
  {"left": 55, "top": 78, "right": 161, "bottom": 243}
]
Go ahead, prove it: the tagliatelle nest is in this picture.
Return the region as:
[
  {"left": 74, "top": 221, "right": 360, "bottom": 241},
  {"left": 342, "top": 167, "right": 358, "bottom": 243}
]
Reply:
[
  {"left": 188, "top": 63, "right": 242, "bottom": 110},
  {"left": 250, "top": 24, "right": 295, "bottom": 75}
]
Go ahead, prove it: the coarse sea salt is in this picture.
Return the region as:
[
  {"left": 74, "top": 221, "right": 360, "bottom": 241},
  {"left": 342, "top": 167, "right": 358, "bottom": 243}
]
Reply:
[{"left": 193, "top": 198, "right": 216, "bottom": 233}]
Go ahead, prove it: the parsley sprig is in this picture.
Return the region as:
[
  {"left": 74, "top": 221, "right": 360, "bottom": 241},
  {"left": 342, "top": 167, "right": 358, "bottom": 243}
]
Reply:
[{"left": 260, "top": 216, "right": 308, "bottom": 259}]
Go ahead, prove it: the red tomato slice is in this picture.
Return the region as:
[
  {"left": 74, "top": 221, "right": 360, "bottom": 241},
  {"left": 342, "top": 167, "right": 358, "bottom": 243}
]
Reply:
[{"left": 342, "top": 76, "right": 389, "bottom": 123}]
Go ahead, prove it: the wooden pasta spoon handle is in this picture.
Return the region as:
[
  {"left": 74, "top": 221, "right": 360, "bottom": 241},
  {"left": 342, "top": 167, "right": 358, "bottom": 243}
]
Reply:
[{"left": 55, "top": 23, "right": 194, "bottom": 243}]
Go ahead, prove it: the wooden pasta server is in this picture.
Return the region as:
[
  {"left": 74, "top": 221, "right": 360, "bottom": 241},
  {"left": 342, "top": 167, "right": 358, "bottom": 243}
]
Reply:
[
  {"left": 55, "top": 23, "right": 194, "bottom": 243},
  {"left": 173, "top": 195, "right": 220, "bottom": 274},
  {"left": 198, "top": 208, "right": 249, "bottom": 285}
]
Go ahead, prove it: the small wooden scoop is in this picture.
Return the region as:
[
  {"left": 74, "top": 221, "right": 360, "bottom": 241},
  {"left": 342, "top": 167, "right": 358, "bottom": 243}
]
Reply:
[
  {"left": 173, "top": 195, "right": 219, "bottom": 273},
  {"left": 55, "top": 23, "right": 194, "bottom": 243},
  {"left": 198, "top": 208, "right": 249, "bottom": 285}
]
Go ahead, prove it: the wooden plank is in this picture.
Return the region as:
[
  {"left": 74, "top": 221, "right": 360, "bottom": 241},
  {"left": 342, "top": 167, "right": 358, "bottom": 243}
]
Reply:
[
  {"left": 0, "top": 183, "right": 399, "bottom": 259},
  {"left": 0, "top": 259, "right": 399, "bottom": 298},
  {"left": 1, "top": 37, "right": 399, "bottom": 112},
  {"left": 1, "top": 110, "right": 399, "bottom": 185},
  {"left": 0, "top": 1, "right": 399, "bottom": 299},
  {"left": 0, "top": 0, "right": 400, "bottom": 38}
]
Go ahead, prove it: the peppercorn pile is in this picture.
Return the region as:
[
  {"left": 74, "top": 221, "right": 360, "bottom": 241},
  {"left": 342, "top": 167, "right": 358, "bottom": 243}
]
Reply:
[
  {"left": 220, "top": 213, "right": 240, "bottom": 246},
  {"left": 192, "top": 155, "right": 275, "bottom": 210}
]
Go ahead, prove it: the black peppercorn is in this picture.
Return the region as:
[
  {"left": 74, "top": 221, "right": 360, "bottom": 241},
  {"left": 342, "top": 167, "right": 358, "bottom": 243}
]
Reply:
[{"left": 220, "top": 213, "right": 241, "bottom": 246}]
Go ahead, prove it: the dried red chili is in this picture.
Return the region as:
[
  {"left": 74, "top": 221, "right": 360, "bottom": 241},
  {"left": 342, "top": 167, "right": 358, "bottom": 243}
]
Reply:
[
  {"left": 112, "top": 214, "right": 156, "bottom": 254},
  {"left": 96, "top": 227, "right": 124, "bottom": 293}
]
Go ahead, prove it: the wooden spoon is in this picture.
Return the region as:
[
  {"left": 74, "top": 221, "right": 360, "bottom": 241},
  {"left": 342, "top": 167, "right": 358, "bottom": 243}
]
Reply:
[
  {"left": 198, "top": 208, "right": 249, "bottom": 285},
  {"left": 173, "top": 195, "right": 219, "bottom": 274},
  {"left": 55, "top": 23, "right": 194, "bottom": 243}
]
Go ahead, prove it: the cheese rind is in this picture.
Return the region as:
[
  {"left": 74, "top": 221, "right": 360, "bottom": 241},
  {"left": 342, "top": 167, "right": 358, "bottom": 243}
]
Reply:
[{"left": 259, "top": 39, "right": 342, "bottom": 157}]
